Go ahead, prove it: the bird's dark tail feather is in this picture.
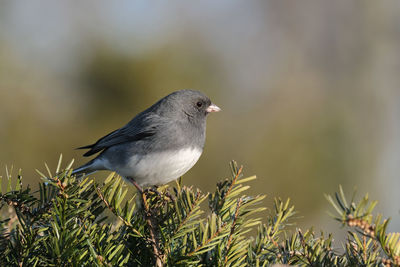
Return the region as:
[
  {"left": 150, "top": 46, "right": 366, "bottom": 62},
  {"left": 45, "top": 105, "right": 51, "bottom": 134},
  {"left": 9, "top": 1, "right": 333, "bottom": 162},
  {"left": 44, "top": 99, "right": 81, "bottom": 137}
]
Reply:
[{"left": 76, "top": 143, "right": 102, "bottom": 157}]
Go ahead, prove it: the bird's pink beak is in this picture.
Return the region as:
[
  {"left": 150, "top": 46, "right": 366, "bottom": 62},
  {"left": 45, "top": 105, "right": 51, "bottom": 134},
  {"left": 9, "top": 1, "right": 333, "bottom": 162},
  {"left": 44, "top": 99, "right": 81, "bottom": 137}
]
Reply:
[{"left": 206, "top": 103, "right": 221, "bottom": 113}]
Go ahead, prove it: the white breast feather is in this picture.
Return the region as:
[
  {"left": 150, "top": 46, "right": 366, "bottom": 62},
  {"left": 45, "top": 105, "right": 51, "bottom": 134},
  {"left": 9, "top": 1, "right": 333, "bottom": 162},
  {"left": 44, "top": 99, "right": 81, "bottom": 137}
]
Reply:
[{"left": 116, "top": 147, "right": 202, "bottom": 186}]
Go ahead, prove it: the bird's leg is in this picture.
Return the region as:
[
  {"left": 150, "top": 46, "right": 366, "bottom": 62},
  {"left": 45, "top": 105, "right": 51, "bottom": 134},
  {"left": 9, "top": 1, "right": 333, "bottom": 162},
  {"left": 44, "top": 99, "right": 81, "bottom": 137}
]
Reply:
[
  {"left": 126, "top": 177, "right": 143, "bottom": 193},
  {"left": 127, "top": 177, "right": 150, "bottom": 211},
  {"left": 132, "top": 181, "right": 144, "bottom": 194}
]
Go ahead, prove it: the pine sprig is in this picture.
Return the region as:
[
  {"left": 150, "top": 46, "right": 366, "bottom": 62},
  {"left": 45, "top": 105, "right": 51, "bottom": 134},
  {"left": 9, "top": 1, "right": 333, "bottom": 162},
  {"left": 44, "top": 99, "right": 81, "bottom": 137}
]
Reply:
[
  {"left": 0, "top": 157, "right": 398, "bottom": 266},
  {"left": 326, "top": 185, "right": 400, "bottom": 266}
]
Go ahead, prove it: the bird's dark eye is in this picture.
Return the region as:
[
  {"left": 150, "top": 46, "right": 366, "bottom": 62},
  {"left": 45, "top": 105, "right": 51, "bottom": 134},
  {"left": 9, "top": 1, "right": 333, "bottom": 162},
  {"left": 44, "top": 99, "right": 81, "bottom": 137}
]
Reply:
[{"left": 196, "top": 102, "right": 203, "bottom": 107}]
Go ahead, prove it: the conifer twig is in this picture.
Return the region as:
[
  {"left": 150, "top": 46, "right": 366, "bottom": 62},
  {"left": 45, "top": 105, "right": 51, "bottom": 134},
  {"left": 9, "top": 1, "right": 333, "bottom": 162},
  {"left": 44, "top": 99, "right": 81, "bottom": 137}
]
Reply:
[
  {"left": 131, "top": 180, "right": 165, "bottom": 267},
  {"left": 96, "top": 187, "right": 142, "bottom": 237},
  {"left": 224, "top": 197, "right": 243, "bottom": 264}
]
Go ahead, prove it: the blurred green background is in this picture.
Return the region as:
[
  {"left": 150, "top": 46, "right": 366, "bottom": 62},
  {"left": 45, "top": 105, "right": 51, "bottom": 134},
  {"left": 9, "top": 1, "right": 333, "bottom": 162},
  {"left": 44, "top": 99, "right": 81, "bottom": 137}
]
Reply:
[{"left": 1, "top": 1, "right": 399, "bottom": 237}]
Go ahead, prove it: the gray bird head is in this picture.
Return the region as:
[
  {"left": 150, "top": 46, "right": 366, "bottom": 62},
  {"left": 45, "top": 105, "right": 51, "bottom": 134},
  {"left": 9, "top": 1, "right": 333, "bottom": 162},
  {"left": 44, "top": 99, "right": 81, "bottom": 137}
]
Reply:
[{"left": 155, "top": 90, "right": 221, "bottom": 121}]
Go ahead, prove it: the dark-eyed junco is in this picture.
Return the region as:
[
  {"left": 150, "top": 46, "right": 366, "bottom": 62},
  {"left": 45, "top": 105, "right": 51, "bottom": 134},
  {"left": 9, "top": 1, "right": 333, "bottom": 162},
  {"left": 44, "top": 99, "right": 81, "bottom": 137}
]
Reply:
[{"left": 72, "top": 90, "right": 220, "bottom": 189}]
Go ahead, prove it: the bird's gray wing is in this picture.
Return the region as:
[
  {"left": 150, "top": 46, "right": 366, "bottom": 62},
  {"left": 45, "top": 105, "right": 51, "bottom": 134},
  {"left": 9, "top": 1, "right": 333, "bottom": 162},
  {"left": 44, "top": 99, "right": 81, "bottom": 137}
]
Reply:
[{"left": 78, "top": 112, "right": 164, "bottom": 157}]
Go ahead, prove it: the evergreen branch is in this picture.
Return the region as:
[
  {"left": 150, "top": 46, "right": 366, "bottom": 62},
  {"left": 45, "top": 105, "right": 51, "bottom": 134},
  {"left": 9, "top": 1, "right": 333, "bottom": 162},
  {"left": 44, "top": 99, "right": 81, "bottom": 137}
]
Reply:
[
  {"left": 171, "top": 189, "right": 207, "bottom": 239},
  {"left": 224, "top": 197, "right": 242, "bottom": 265},
  {"left": 140, "top": 190, "right": 165, "bottom": 267},
  {"left": 327, "top": 186, "right": 400, "bottom": 266},
  {"left": 225, "top": 165, "right": 243, "bottom": 198},
  {"left": 1, "top": 158, "right": 398, "bottom": 266},
  {"left": 95, "top": 187, "right": 142, "bottom": 238},
  {"left": 189, "top": 226, "right": 227, "bottom": 256}
]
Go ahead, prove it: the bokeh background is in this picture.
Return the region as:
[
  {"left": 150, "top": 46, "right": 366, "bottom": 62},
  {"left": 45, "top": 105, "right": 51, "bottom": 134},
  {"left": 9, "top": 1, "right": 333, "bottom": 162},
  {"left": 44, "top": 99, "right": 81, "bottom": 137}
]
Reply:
[{"left": 1, "top": 1, "right": 399, "bottom": 241}]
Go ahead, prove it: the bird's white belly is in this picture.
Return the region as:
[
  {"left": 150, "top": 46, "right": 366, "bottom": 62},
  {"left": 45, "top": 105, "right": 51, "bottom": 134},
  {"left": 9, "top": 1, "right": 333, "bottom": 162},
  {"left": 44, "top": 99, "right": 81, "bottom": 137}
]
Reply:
[{"left": 117, "top": 147, "right": 202, "bottom": 187}]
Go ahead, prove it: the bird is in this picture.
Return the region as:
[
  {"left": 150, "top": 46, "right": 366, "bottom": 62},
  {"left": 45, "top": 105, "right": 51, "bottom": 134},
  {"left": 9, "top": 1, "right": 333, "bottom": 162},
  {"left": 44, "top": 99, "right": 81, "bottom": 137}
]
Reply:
[{"left": 72, "top": 89, "right": 220, "bottom": 192}]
